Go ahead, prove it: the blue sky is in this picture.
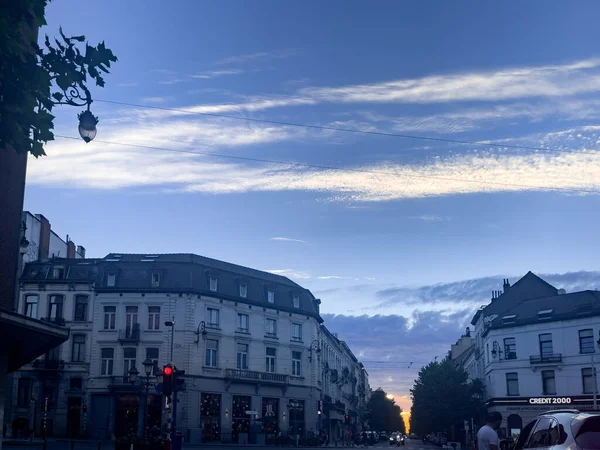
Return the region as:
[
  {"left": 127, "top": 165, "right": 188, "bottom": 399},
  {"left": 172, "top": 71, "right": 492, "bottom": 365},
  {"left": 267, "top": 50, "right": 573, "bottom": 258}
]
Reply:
[{"left": 25, "top": 0, "right": 600, "bottom": 409}]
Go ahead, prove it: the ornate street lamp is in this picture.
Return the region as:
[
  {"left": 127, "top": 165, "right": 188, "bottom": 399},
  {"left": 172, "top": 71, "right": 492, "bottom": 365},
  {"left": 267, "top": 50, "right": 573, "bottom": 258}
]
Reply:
[
  {"left": 77, "top": 109, "right": 99, "bottom": 143},
  {"left": 143, "top": 357, "right": 154, "bottom": 378},
  {"left": 309, "top": 340, "right": 321, "bottom": 362},
  {"left": 128, "top": 366, "right": 139, "bottom": 384},
  {"left": 54, "top": 80, "right": 99, "bottom": 143}
]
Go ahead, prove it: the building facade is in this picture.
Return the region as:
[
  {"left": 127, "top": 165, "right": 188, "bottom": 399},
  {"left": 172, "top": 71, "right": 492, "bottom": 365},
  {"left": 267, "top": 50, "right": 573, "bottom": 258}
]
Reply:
[
  {"left": 458, "top": 272, "right": 600, "bottom": 440},
  {"left": 10, "top": 253, "right": 368, "bottom": 443}
]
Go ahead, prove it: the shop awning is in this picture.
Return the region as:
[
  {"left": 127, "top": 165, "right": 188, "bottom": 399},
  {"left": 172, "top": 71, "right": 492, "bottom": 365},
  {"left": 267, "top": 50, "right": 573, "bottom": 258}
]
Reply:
[{"left": 0, "top": 308, "right": 70, "bottom": 372}]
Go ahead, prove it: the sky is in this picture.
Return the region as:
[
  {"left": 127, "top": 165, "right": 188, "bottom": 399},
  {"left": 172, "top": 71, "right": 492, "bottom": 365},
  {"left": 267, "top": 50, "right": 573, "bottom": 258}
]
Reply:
[{"left": 25, "top": 0, "right": 600, "bottom": 411}]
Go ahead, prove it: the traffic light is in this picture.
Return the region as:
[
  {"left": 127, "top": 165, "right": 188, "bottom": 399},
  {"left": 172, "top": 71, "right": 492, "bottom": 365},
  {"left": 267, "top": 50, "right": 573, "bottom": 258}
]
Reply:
[
  {"left": 82, "top": 405, "right": 87, "bottom": 413},
  {"left": 163, "top": 364, "right": 174, "bottom": 396},
  {"left": 174, "top": 369, "right": 186, "bottom": 392},
  {"left": 317, "top": 400, "right": 323, "bottom": 415},
  {"left": 345, "top": 415, "right": 350, "bottom": 424}
]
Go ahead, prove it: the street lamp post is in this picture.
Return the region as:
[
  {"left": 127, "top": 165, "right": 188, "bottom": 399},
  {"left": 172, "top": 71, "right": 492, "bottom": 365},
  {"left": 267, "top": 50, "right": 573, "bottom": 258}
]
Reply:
[
  {"left": 129, "top": 359, "right": 156, "bottom": 439},
  {"left": 491, "top": 342, "right": 505, "bottom": 362},
  {"left": 165, "top": 319, "right": 175, "bottom": 363}
]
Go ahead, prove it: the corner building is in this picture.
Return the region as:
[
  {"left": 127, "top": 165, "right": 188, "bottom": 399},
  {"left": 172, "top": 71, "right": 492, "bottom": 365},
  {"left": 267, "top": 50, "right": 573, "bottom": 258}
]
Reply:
[{"left": 11, "top": 253, "right": 368, "bottom": 442}]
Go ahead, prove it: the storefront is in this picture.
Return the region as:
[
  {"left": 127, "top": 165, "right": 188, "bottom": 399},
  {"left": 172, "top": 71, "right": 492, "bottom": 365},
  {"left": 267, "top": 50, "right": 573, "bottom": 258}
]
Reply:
[
  {"left": 487, "top": 395, "right": 597, "bottom": 438},
  {"left": 232, "top": 395, "right": 252, "bottom": 443},
  {"left": 288, "top": 399, "right": 305, "bottom": 436},
  {"left": 201, "top": 393, "right": 221, "bottom": 442},
  {"left": 262, "top": 397, "right": 279, "bottom": 434}
]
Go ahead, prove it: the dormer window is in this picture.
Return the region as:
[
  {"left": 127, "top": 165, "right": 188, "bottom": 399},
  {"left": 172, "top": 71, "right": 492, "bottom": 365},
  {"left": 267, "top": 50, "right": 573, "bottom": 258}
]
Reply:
[
  {"left": 107, "top": 273, "right": 116, "bottom": 287},
  {"left": 293, "top": 294, "right": 300, "bottom": 309},
  {"left": 537, "top": 309, "right": 553, "bottom": 320},
  {"left": 267, "top": 290, "right": 275, "bottom": 304},
  {"left": 502, "top": 314, "right": 517, "bottom": 324},
  {"left": 142, "top": 255, "right": 158, "bottom": 262},
  {"left": 105, "top": 254, "right": 122, "bottom": 262},
  {"left": 209, "top": 277, "right": 218, "bottom": 292},
  {"left": 240, "top": 284, "right": 248, "bottom": 298},
  {"left": 151, "top": 272, "right": 161, "bottom": 287},
  {"left": 52, "top": 266, "right": 65, "bottom": 279}
]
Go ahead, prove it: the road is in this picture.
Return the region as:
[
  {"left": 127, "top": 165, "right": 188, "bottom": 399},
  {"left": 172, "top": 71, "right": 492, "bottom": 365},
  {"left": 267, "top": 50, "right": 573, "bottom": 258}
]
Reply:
[{"left": 3, "top": 437, "right": 444, "bottom": 450}]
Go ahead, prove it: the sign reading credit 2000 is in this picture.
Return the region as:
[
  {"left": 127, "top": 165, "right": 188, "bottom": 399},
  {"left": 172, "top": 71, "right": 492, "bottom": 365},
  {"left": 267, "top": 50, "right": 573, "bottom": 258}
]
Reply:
[{"left": 528, "top": 397, "right": 572, "bottom": 405}]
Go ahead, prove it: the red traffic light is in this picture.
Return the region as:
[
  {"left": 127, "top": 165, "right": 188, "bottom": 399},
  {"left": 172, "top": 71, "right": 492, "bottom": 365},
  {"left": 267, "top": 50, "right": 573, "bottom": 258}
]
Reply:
[
  {"left": 164, "top": 366, "right": 173, "bottom": 375},
  {"left": 82, "top": 405, "right": 87, "bottom": 413}
]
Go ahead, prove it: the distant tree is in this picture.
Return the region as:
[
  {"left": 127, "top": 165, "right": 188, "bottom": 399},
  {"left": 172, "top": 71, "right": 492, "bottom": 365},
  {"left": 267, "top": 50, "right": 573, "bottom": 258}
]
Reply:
[
  {"left": 410, "top": 359, "right": 485, "bottom": 438},
  {"left": 367, "top": 388, "right": 406, "bottom": 434},
  {"left": 0, "top": 0, "right": 117, "bottom": 157}
]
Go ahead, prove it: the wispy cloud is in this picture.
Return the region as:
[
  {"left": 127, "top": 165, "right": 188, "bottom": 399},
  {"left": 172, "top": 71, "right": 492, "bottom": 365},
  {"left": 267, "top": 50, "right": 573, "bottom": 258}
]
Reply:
[
  {"left": 141, "top": 97, "right": 174, "bottom": 104},
  {"left": 317, "top": 275, "right": 352, "bottom": 280},
  {"left": 214, "top": 50, "right": 292, "bottom": 66},
  {"left": 409, "top": 215, "right": 449, "bottom": 222},
  {"left": 116, "top": 81, "right": 139, "bottom": 88},
  {"left": 190, "top": 69, "right": 247, "bottom": 79},
  {"left": 158, "top": 79, "right": 187, "bottom": 85},
  {"left": 265, "top": 269, "right": 312, "bottom": 280},
  {"left": 270, "top": 237, "right": 306, "bottom": 244}
]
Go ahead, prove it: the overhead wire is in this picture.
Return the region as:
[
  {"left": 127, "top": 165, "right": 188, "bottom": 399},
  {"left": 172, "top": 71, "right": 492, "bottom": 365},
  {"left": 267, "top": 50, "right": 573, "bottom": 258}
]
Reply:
[
  {"left": 94, "top": 99, "right": 600, "bottom": 158},
  {"left": 53, "top": 135, "right": 600, "bottom": 196}
]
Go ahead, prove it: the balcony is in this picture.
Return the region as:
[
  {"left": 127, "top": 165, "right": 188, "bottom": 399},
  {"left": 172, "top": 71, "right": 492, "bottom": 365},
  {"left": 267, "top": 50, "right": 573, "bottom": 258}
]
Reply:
[
  {"left": 41, "top": 317, "right": 66, "bottom": 327},
  {"left": 530, "top": 353, "right": 562, "bottom": 364},
  {"left": 118, "top": 324, "right": 140, "bottom": 345},
  {"left": 32, "top": 358, "right": 65, "bottom": 371},
  {"left": 225, "top": 369, "right": 288, "bottom": 385}
]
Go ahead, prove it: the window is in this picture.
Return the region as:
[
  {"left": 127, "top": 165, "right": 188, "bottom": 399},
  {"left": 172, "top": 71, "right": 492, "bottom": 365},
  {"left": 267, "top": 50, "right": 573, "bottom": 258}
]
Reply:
[
  {"left": 292, "top": 323, "right": 302, "bottom": 341},
  {"left": 69, "top": 377, "right": 83, "bottom": 390},
  {"left": 147, "top": 348, "right": 159, "bottom": 373},
  {"left": 126, "top": 306, "right": 138, "bottom": 337},
  {"left": 48, "top": 294, "right": 63, "bottom": 319},
  {"left": 537, "top": 309, "right": 553, "bottom": 320},
  {"left": 151, "top": 272, "right": 160, "bottom": 287},
  {"left": 209, "top": 277, "right": 218, "bottom": 292},
  {"left": 237, "top": 343, "right": 249, "bottom": 369},
  {"left": 542, "top": 370, "right": 556, "bottom": 395},
  {"left": 506, "top": 372, "right": 519, "bottom": 396},
  {"left": 539, "top": 333, "right": 553, "bottom": 357},
  {"left": 71, "top": 334, "right": 86, "bottom": 362},
  {"left": 266, "top": 318, "right": 277, "bottom": 337},
  {"left": 267, "top": 290, "right": 275, "bottom": 303},
  {"left": 504, "top": 337, "right": 517, "bottom": 359},
  {"left": 107, "top": 273, "right": 116, "bottom": 287},
  {"left": 148, "top": 306, "right": 160, "bottom": 330},
  {"left": 24, "top": 294, "right": 38, "bottom": 318},
  {"left": 100, "top": 348, "right": 114, "bottom": 375},
  {"left": 237, "top": 313, "right": 249, "bottom": 332},
  {"left": 514, "top": 420, "right": 536, "bottom": 450},
  {"left": 266, "top": 347, "right": 276, "bottom": 373},
  {"left": 207, "top": 308, "right": 219, "bottom": 328},
  {"left": 293, "top": 294, "right": 300, "bottom": 309},
  {"left": 583, "top": 368, "right": 595, "bottom": 394},
  {"left": 17, "top": 378, "right": 32, "bottom": 407},
  {"left": 580, "top": 329, "right": 595, "bottom": 354},
  {"left": 52, "top": 266, "right": 65, "bottom": 279},
  {"left": 103, "top": 306, "right": 116, "bottom": 330},
  {"left": 240, "top": 284, "right": 247, "bottom": 298},
  {"left": 74, "top": 295, "right": 88, "bottom": 321},
  {"left": 292, "top": 351, "right": 302, "bottom": 376},
  {"left": 123, "top": 348, "right": 136, "bottom": 376},
  {"left": 205, "top": 339, "right": 218, "bottom": 367},
  {"left": 528, "top": 418, "right": 555, "bottom": 448}
]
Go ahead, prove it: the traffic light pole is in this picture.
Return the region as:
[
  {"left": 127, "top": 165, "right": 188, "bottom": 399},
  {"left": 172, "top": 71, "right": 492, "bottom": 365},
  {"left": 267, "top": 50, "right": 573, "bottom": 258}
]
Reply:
[
  {"left": 165, "top": 394, "right": 172, "bottom": 450},
  {"left": 172, "top": 387, "right": 177, "bottom": 441}
]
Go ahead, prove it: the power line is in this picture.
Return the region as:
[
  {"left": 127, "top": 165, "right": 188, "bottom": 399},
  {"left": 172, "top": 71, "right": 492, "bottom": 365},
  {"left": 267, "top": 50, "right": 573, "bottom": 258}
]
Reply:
[
  {"left": 53, "top": 135, "right": 600, "bottom": 196},
  {"left": 94, "top": 98, "right": 600, "bottom": 157}
]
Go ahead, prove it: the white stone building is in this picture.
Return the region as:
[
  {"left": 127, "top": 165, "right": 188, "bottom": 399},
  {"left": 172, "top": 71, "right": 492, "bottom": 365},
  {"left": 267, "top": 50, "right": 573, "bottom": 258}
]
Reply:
[
  {"left": 21, "top": 212, "right": 85, "bottom": 263},
  {"left": 9, "top": 253, "right": 368, "bottom": 443},
  {"left": 458, "top": 272, "right": 600, "bottom": 440}
]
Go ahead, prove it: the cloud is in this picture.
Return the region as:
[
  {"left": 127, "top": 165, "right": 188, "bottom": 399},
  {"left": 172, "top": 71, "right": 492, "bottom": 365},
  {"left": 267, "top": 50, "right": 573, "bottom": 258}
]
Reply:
[
  {"left": 141, "top": 97, "right": 174, "bottom": 104},
  {"left": 409, "top": 214, "right": 448, "bottom": 222},
  {"left": 270, "top": 237, "right": 306, "bottom": 244},
  {"left": 265, "top": 269, "right": 312, "bottom": 280},
  {"left": 214, "top": 50, "right": 292, "bottom": 66},
  {"left": 375, "top": 270, "right": 600, "bottom": 308},
  {"left": 190, "top": 69, "right": 247, "bottom": 79},
  {"left": 116, "top": 82, "right": 139, "bottom": 87},
  {"left": 317, "top": 276, "right": 352, "bottom": 280},
  {"left": 157, "top": 79, "right": 188, "bottom": 85},
  {"left": 323, "top": 310, "right": 474, "bottom": 394},
  {"left": 301, "top": 58, "right": 600, "bottom": 104}
]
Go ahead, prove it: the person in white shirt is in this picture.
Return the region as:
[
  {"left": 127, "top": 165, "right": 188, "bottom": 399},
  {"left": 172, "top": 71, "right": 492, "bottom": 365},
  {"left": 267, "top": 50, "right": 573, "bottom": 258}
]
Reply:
[{"left": 477, "top": 412, "right": 502, "bottom": 450}]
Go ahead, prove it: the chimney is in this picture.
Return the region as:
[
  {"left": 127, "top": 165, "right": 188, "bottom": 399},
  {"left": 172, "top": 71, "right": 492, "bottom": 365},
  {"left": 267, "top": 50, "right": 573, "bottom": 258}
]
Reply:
[
  {"left": 67, "top": 240, "right": 76, "bottom": 258},
  {"left": 503, "top": 279, "right": 510, "bottom": 293},
  {"left": 313, "top": 298, "right": 321, "bottom": 315},
  {"left": 465, "top": 327, "right": 471, "bottom": 337},
  {"left": 36, "top": 214, "right": 50, "bottom": 261},
  {"left": 76, "top": 245, "right": 86, "bottom": 258}
]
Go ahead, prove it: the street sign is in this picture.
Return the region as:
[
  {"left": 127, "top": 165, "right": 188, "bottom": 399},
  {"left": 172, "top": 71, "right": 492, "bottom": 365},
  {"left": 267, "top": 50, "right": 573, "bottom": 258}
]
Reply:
[{"left": 245, "top": 410, "right": 258, "bottom": 415}]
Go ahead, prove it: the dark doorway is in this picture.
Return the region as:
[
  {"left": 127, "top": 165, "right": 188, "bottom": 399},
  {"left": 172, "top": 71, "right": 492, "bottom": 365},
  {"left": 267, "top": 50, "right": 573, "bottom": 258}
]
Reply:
[
  {"left": 91, "top": 395, "right": 111, "bottom": 440},
  {"left": 145, "top": 395, "right": 162, "bottom": 432},
  {"left": 114, "top": 395, "right": 139, "bottom": 438},
  {"left": 200, "top": 393, "right": 221, "bottom": 442},
  {"left": 232, "top": 395, "right": 251, "bottom": 443},
  {"left": 67, "top": 397, "right": 82, "bottom": 437},
  {"left": 11, "top": 417, "right": 30, "bottom": 439}
]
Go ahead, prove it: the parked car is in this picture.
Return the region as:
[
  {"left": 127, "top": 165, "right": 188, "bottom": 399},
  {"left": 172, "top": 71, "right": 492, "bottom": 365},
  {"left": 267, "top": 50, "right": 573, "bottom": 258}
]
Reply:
[{"left": 514, "top": 409, "right": 600, "bottom": 450}]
